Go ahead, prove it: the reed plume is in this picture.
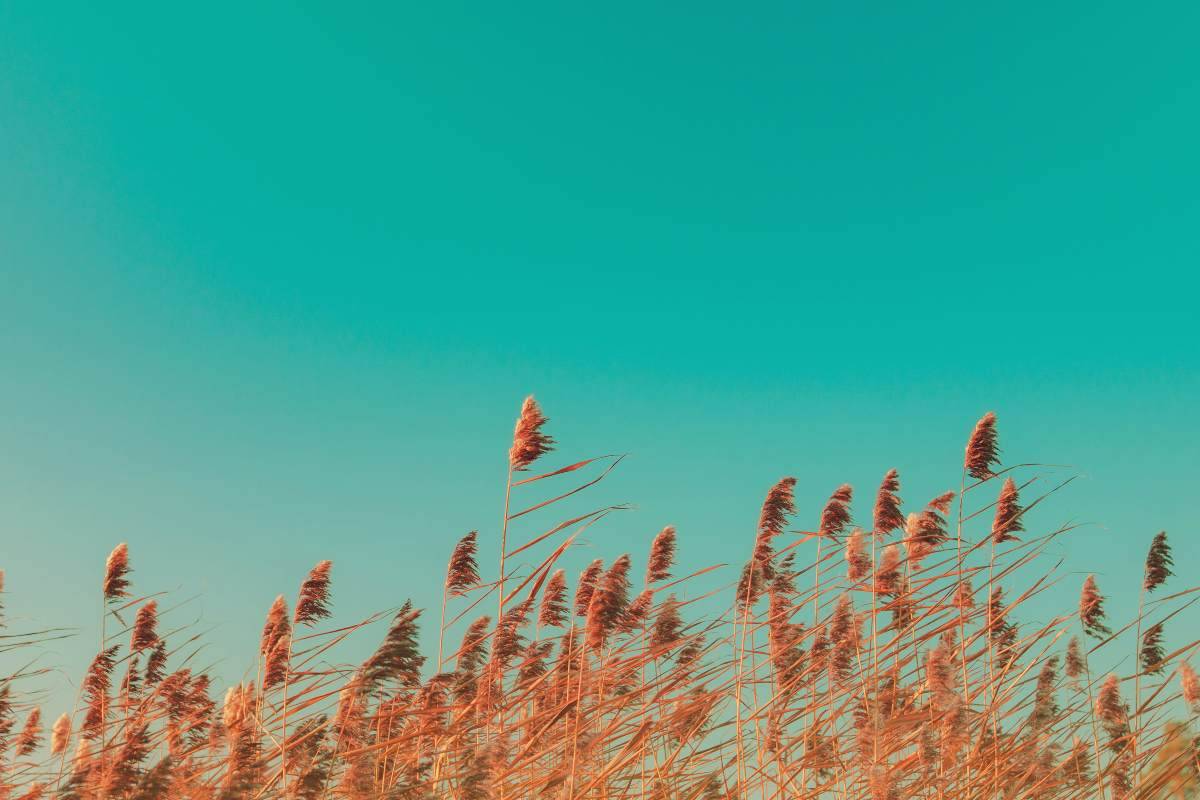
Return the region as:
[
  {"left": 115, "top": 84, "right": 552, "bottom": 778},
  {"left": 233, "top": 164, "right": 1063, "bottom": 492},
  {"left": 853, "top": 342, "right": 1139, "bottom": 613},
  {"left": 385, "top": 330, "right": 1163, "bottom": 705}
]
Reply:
[
  {"left": 1180, "top": 662, "right": 1199, "bottom": 710},
  {"left": 1139, "top": 622, "right": 1165, "bottom": 674},
  {"left": 586, "top": 554, "right": 631, "bottom": 649},
  {"left": 646, "top": 525, "right": 677, "bottom": 584},
  {"left": 873, "top": 469, "right": 904, "bottom": 536},
  {"left": 1079, "top": 575, "right": 1111, "bottom": 639},
  {"left": 509, "top": 395, "right": 554, "bottom": 471},
  {"left": 50, "top": 712, "right": 71, "bottom": 755},
  {"left": 819, "top": 484, "right": 853, "bottom": 540},
  {"left": 539, "top": 568, "right": 568, "bottom": 628},
  {"left": 845, "top": 528, "right": 870, "bottom": 582},
  {"left": 990, "top": 477, "right": 1023, "bottom": 543},
  {"left": 1144, "top": 531, "right": 1173, "bottom": 593},
  {"left": 445, "top": 532, "right": 480, "bottom": 598},
  {"left": 261, "top": 595, "right": 292, "bottom": 689},
  {"left": 294, "top": 559, "right": 333, "bottom": 626},
  {"left": 103, "top": 542, "right": 131, "bottom": 602},
  {"left": 14, "top": 707, "right": 41, "bottom": 756},
  {"left": 964, "top": 411, "right": 1000, "bottom": 480},
  {"left": 364, "top": 601, "right": 425, "bottom": 690},
  {"left": 131, "top": 599, "right": 159, "bottom": 651},
  {"left": 575, "top": 559, "right": 604, "bottom": 617}
]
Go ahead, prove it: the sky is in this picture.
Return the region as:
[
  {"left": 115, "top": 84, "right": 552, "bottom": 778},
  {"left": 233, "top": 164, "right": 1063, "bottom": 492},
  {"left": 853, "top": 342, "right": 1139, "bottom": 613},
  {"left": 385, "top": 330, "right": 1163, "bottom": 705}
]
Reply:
[{"left": 1, "top": 2, "right": 1197, "bottom": 707}]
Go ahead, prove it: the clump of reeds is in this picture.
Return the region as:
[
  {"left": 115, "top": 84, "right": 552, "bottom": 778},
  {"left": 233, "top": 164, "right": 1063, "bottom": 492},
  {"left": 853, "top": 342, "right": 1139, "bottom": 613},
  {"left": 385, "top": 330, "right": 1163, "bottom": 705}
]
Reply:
[{"left": 0, "top": 397, "right": 1194, "bottom": 800}]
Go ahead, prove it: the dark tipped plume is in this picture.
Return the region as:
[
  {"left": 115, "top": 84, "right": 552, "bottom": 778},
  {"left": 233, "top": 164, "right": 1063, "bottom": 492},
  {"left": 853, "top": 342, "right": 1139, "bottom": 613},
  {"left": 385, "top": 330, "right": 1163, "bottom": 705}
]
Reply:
[
  {"left": 1143, "top": 531, "right": 1173, "bottom": 593},
  {"left": 363, "top": 601, "right": 425, "bottom": 690},
  {"left": 964, "top": 412, "right": 1000, "bottom": 480},
  {"left": 103, "top": 542, "right": 131, "bottom": 602},
  {"left": 991, "top": 478, "right": 1024, "bottom": 544},
  {"left": 646, "top": 525, "right": 677, "bottom": 585},
  {"left": 261, "top": 595, "right": 291, "bottom": 689},
  {"left": 574, "top": 559, "right": 604, "bottom": 618},
  {"left": 586, "top": 554, "right": 631, "bottom": 649},
  {"left": 15, "top": 707, "right": 41, "bottom": 756},
  {"left": 509, "top": 395, "right": 554, "bottom": 471},
  {"left": 1079, "top": 575, "right": 1111, "bottom": 639},
  {"left": 1140, "top": 622, "right": 1165, "bottom": 675},
  {"left": 873, "top": 469, "right": 903, "bottom": 537},
  {"left": 131, "top": 600, "right": 159, "bottom": 652},
  {"left": 294, "top": 560, "right": 333, "bottom": 627},
  {"left": 819, "top": 484, "right": 853, "bottom": 540},
  {"left": 538, "top": 569, "right": 568, "bottom": 628},
  {"left": 445, "top": 532, "right": 480, "bottom": 598}
]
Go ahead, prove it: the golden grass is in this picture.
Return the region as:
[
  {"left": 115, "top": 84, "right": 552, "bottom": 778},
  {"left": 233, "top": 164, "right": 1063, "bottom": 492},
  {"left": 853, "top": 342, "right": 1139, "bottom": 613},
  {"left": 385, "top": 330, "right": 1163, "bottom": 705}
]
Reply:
[{"left": 0, "top": 398, "right": 1197, "bottom": 799}]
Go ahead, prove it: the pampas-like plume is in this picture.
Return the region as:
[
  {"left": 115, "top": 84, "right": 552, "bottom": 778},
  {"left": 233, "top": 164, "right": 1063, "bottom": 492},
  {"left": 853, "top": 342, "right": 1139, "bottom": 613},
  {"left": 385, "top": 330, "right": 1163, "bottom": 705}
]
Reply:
[
  {"left": 82, "top": 645, "right": 118, "bottom": 740},
  {"left": 364, "top": 601, "right": 425, "bottom": 690},
  {"left": 445, "top": 532, "right": 480, "bottom": 598},
  {"left": 845, "top": 528, "right": 870, "bottom": 583},
  {"left": 873, "top": 469, "right": 904, "bottom": 537},
  {"left": 739, "top": 477, "right": 798, "bottom": 608},
  {"left": 131, "top": 600, "right": 159, "bottom": 651},
  {"left": 991, "top": 478, "right": 1024, "bottom": 544},
  {"left": 50, "top": 712, "right": 71, "bottom": 755},
  {"left": 538, "top": 569, "right": 568, "bottom": 628},
  {"left": 874, "top": 544, "right": 901, "bottom": 596},
  {"left": 1030, "top": 656, "right": 1059, "bottom": 731},
  {"left": 646, "top": 525, "right": 677, "bottom": 584},
  {"left": 294, "top": 560, "right": 333, "bottom": 626},
  {"left": 145, "top": 641, "right": 167, "bottom": 687},
  {"left": 1079, "top": 575, "right": 1111, "bottom": 639},
  {"left": 574, "top": 559, "right": 604, "bottom": 618},
  {"left": 15, "top": 707, "right": 41, "bottom": 756},
  {"left": 819, "top": 484, "right": 853, "bottom": 540},
  {"left": 953, "top": 579, "right": 975, "bottom": 610},
  {"left": 964, "top": 412, "right": 1000, "bottom": 480},
  {"left": 103, "top": 542, "right": 131, "bottom": 602},
  {"left": 260, "top": 595, "right": 291, "bottom": 689},
  {"left": 509, "top": 395, "right": 554, "bottom": 471},
  {"left": 1180, "top": 662, "right": 1199, "bottom": 710},
  {"left": 651, "top": 594, "right": 682, "bottom": 650},
  {"left": 1065, "top": 636, "right": 1084, "bottom": 684},
  {"left": 586, "top": 554, "right": 631, "bottom": 649},
  {"left": 1143, "top": 531, "right": 1173, "bottom": 593},
  {"left": 1096, "top": 674, "right": 1127, "bottom": 739},
  {"left": 1140, "top": 622, "right": 1166, "bottom": 675},
  {"left": 904, "top": 492, "right": 954, "bottom": 563},
  {"left": 456, "top": 616, "right": 491, "bottom": 674}
]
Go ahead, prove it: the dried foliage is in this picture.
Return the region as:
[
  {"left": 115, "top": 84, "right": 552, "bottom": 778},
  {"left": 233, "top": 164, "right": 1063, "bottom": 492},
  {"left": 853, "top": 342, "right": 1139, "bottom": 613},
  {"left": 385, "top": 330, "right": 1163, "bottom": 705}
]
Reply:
[{"left": 0, "top": 400, "right": 1194, "bottom": 800}]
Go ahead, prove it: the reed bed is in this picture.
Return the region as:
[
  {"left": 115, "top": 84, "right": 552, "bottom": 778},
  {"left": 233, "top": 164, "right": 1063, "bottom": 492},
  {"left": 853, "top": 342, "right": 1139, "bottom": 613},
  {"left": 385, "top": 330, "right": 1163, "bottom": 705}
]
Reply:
[{"left": 0, "top": 398, "right": 1196, "bottom": 799}]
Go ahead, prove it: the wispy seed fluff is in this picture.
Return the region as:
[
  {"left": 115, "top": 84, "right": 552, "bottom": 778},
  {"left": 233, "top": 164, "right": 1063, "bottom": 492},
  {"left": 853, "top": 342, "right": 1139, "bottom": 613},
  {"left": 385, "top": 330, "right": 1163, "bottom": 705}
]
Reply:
[
  {"left": 1179, "top": 662, "right": 1199, "bottom": 710},
  {"left": 964, "top": 411, "right": 1000, "bottom": 480},
  {"left": 991, "top": 478, "right": 1024, "bottom": 544},
  {"left": 845, "top": 529, "right": 870, "bottom": 583},
  {"left": 1079, "top": 575, "right": 1111, "bottom": 639},
  {"left": 103, "top": 542, "right": 131, "bottom": 602},
  {"left": 509, "top": 395, "right": 554, "bottom": 471},
  {"left": 50, "top": 712, "right": 71, "bottom": 755}
]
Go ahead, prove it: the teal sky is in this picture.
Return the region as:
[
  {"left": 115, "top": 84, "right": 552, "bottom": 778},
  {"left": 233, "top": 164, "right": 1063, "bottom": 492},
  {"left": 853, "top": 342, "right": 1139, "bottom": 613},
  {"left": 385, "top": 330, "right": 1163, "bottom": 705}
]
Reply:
[{"left": 2, "top": 3, "right": 1197, "bottom": 701}]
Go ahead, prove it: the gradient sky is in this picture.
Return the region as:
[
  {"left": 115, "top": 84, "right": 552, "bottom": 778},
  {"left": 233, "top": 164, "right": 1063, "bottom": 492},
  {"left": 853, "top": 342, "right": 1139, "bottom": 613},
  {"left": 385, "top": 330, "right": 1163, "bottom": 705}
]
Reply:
[{"left": 2, "top": 3, "right": 1197, "bottom": 705}]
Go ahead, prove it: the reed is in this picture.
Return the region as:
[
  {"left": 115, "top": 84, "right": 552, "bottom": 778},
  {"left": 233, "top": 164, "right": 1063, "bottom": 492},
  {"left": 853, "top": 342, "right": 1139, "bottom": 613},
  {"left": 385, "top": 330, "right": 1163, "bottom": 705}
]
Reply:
[{"left": 0, "top": 397, "right": 1195, "bottom": 799}]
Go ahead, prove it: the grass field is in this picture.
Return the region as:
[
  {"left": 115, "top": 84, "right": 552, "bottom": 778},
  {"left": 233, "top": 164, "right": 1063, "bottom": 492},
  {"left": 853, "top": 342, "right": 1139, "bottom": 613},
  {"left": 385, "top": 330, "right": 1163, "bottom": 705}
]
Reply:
[{"left": 2, "top": 398, "right": 1197, "bottom": 799}]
